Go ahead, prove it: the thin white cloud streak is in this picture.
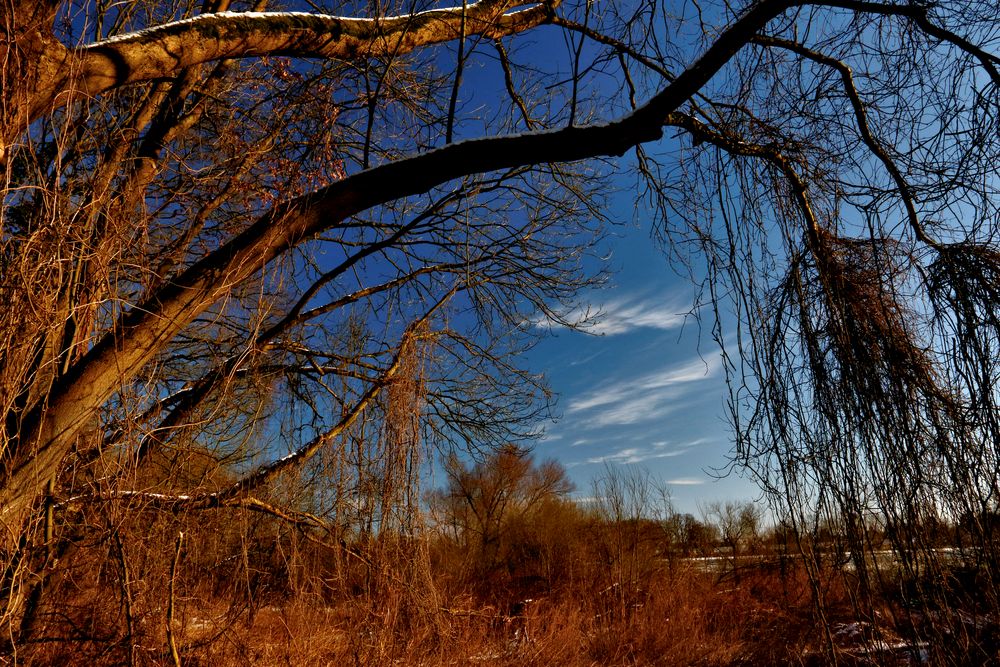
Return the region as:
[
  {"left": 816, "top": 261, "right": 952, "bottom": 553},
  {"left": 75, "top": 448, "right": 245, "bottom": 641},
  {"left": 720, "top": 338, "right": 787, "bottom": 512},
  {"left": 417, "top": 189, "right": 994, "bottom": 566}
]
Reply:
[
  {"left": 569, "top": 350, "right": 605, "bottom": 367},
  {"left": 582, "top": 440, "right": 700, "bottom": 465},
  {"left": 583, "top": 390, "right": 681, "bottom": 427},
  {"left": 665, "top": 478, "right": 705, "bottom": 486},
  {"left": 566, "top": 357, "right": 717, "bottom": 426},
  {"left": 568, "top": 357, "right": 712, "bottom": 413},
  {"left": 585, "top": 295, "right": 687, "bottom": 335},
  {"left": 531, "top": 293, "right": 690, "bottom": 336}
]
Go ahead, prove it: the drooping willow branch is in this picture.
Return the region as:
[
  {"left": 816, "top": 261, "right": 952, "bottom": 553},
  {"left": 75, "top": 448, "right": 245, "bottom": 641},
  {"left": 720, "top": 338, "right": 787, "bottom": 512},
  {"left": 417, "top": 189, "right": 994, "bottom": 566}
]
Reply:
[
  {"left": 61, "top": 290, "right": 451, "bottom": 513},
  {"left": 752, "top": 35, "right": 936, "bottom": 247}
]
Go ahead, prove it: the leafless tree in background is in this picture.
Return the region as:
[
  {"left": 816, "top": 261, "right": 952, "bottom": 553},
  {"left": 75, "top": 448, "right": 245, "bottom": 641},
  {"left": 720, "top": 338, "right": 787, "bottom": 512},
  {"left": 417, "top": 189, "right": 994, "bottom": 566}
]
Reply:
[
  {"left": 430, "top": 444, "right": 573, "bottom": 577},
  {"left": 4, "top": 0, "right": 1000, "bottom": 661}
]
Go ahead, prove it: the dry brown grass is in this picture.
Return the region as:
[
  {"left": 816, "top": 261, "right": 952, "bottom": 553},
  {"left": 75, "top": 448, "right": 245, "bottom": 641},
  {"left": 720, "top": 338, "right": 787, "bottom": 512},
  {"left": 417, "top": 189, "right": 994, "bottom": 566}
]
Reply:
[
  {"left": 13, "top": 537, "right": 951, "bottom": 667},
  {"left": 6, "top": 489, "right": 947, "bottom": 667},
  {"left": 151, "top": 560, "right": 842, "bottom": 667}
]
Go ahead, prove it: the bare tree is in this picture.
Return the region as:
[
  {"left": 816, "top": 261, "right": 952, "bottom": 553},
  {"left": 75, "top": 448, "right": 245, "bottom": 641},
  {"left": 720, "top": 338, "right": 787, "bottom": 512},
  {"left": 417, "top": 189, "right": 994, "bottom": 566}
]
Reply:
[
  {"left": 2, "top": 0, "right": 605, "bottom": 650},
  {"left": 430, "top": 444, "right": 573, "bottom": 578},
  {"left": 5, "top": 0, "right": 1000, "bottom": 661},
  {"left": 700, "top": 500, "right": 762, "bottom": 569},
  {"left": 590, "top": 466, "right": 662, "bottom": 610}
]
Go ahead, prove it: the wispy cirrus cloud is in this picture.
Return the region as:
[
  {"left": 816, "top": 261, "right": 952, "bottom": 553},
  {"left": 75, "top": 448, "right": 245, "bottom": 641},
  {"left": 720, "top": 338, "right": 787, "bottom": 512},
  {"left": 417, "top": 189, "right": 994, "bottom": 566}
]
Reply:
[
  {"left": 585, "top": 294, "right": 689, "bottom": 335},
  {"left": 532, "top": 292, "right": 691, "bottom": 336},
  {"left": 566, "top": 357, "right": 717, "bottom": 427},
  {"left": 665, "top": 478, "right": 705, "bottom": 486},
  {"left": 579, "top": 438, "right": 705, "bottom": 465}
]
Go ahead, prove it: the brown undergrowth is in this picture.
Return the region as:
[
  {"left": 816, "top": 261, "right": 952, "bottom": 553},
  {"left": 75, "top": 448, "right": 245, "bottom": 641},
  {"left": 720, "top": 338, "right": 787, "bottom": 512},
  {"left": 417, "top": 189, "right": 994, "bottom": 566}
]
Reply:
[
  {"left": 182, "top": 560, "right": 848, "bottom": 666},
  {"left": 4, "top": 459, "right": 936, "bottom": 667},
  {"left": 14, "top": 546, "right": 857, "bottom": 666},
  {"left": 6, "top": 458, "right": 974, "bottom": 665}
]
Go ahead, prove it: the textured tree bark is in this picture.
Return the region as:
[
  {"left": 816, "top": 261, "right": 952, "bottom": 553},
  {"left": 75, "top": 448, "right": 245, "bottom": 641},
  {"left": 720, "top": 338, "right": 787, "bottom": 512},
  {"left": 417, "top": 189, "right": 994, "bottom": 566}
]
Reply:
[{"left": 1, "top": 0, "right": 558, "bottom": 157}]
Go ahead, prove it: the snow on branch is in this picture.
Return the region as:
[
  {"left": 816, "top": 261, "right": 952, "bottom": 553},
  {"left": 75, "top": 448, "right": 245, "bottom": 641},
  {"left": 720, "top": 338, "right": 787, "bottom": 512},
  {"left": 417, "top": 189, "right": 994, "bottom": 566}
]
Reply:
[{"left": 77, "top": 0, "right": 557, "bottom": 95}]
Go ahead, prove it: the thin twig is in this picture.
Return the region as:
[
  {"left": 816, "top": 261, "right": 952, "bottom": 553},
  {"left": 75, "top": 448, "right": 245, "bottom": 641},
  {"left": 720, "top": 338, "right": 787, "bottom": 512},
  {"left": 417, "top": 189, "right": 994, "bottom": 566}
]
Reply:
[{"left": 167, "top": 531, "right": 184, "bottom": 667}]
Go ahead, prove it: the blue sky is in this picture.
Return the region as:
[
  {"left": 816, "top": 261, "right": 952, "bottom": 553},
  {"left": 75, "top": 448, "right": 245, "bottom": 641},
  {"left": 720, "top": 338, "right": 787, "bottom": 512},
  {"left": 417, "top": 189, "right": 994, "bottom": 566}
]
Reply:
[
  {"left": 522, "top": 198, "right": 761, "bottom": 515},
  {"left": 430, "top": 15, "right": 765, "bottom": 515},
  {"left": 174, "top": 0, "right": 767, "bottom": 516}
]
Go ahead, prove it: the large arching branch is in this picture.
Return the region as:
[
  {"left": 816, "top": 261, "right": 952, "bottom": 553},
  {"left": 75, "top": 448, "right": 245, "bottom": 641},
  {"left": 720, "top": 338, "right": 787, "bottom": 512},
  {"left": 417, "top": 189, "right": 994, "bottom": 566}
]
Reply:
[
  {"left": 10, "top": 0, "right": 559, "bottom": 135},
  {"left": 77, "top": 2, "right": 553, "bottom": 87}
]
